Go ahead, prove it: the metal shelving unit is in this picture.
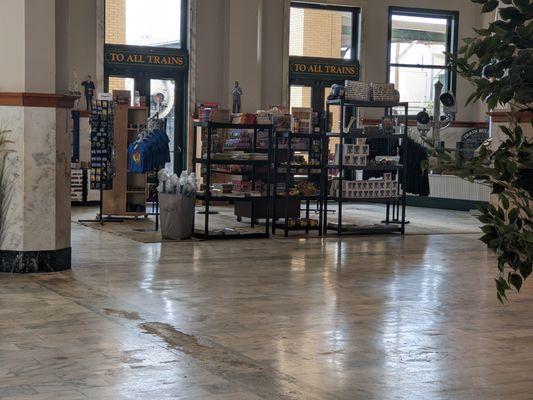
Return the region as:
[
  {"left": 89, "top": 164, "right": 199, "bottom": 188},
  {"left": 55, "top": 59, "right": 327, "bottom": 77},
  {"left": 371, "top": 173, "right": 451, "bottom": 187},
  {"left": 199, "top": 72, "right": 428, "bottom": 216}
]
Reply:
[
  {"left": 324, "top": 99, "right": 409, "bottom": 235},
  {"left": 192, "top": 121, "right": 273, "bottom": 239},
  {"left": 272, "top": 131, "right": 324, "bottom": 237}
]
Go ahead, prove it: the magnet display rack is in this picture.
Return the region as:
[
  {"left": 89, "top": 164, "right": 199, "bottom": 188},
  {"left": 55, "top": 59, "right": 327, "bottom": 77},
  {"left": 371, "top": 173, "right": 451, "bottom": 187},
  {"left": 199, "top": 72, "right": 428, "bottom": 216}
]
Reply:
[
  {"left": 272, "top": 131, "right": 324, "bottom": 237},
  {"left": 192, "top": 122, "right": 273, "bottom": 239},
  {"left": 324, "top": 99, "right": 409, "bottom": 235},
  {"left": 79, "top": 99, "right": 122, "bottom": 224}
]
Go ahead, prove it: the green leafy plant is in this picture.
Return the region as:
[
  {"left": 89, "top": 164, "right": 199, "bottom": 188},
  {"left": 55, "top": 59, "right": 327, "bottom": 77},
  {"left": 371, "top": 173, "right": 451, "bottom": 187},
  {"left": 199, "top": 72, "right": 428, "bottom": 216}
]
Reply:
[
  {"left": 430, "top": 0, "right": 533, "bottom": 302},
  {"left": 0, "top": 127, "right": 15, "bottom": 246}
]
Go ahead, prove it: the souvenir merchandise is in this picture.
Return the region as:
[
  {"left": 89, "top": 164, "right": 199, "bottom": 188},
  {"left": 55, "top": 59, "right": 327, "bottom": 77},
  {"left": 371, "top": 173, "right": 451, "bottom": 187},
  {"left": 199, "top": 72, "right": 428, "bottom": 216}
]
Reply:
[
  {"left": 232, "top": 81, "right": 243, "bottom": 113},
  {"left": 399, "top": 138, "right": 430, "bottom": 196},
  {"left": 375, "top": 155, "right": 400, "bottom": 165},
  {"left": 345, "top": 80, "right": 371, "bottom": 101},
  {"left": 327, "top": 84, "right": 345, "bottom": 100},
  {"left": 291, "top": 108, "right": 313, "bottom": 134},
  {"left": 231, "top": 177, "right": 263, "bottom": 193},
  {"left": 345, "top": 116, "right": 358, "bottom": 133},
  {"left": 330, "top": 173, "right": 398, "bottom": 199},
  {"left": 381, "top": 116, "right": 396, "bottom": 134},
  {"left": 272, "top": 114, "right": 292, "bottom": 132},
  {"left": 256, "top": 111, "right": 272, "bottom": 125},
  {"left": 158, "top": 170, "right": 198, "bottom": 240},
  {"left": 290, "top": 182, "right": 318, "bottom": 196},
  {"left": 212, "top": 151, "right": 267, "bottom": 161},
  {"left": 157, "top": 170, "right": 198, "bottom": 197},
  {"left": 128, "top": 123, "right": 171, "bottom": 174},
  {"left": 286, "top": 218, "right": 319, "bottom": 229},
  {"left": 371, "top": 83, "right": 396, "bottom": 102},
  {"left": 197, "top": 102, "right": 218, "bottom": 122},
  {"left": 113, "top": 90, "right": 131, "bottom": 105},
  {"left": 89, "top": 100, "right": 114, "bottom": 190},
  {"left": 334, "top": 142, "right": 370, "bottom": 166},
  {"left": 232, "top": 113, "right": 256, "bottom": 125},
  {"left": 81, "top": 75, "right": 95, "bottom": 110},
  {"left": 210, "top": 109, "right": 231, "bottom": 123}
]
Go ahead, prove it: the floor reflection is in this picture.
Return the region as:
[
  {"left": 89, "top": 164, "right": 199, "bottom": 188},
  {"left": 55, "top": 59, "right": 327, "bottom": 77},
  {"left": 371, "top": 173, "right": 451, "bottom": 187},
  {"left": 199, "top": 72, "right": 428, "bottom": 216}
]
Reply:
[{"left": 2, "top": 223, "right": 531, "bottom": 399}]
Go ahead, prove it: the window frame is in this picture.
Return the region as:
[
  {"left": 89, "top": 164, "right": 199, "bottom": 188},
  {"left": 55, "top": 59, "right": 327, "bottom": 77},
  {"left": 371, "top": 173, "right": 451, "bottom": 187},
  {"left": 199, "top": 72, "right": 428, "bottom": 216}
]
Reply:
[
  {"left": 103, "top": 0, "right": 189, "bottom": 173},
  {"left": 386, "top": 6, "right": 459, "bottom": 116},
  {"left": 104, "top": 0, "right": 188, "bottom": 51},
  {"left": 289, "top": 2, "right": 361, "bottom": 114},
  {"left": 290, "top": 2, "right": 361, "bottom": 62}
]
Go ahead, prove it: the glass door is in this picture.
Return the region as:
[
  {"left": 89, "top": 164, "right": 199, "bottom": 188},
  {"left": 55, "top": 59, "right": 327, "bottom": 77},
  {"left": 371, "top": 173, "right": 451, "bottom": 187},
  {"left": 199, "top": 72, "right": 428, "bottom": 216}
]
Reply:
[
  {"left": 150, "top": 78, "right": 177, "bottom": 172},
  {"left": 105, "top": 73, "right": 185, "bottom": 173}
]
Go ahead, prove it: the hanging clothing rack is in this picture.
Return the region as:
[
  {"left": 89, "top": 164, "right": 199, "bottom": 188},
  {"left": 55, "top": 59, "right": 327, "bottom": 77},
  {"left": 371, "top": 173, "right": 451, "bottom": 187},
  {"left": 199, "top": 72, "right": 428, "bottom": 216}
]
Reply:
[{"left": 141, "top": 112, "right": 168, "bottom": 232}]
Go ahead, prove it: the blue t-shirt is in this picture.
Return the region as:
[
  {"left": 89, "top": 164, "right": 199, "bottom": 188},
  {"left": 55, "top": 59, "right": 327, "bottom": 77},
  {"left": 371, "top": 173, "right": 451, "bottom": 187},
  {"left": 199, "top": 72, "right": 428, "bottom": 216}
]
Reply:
[
  {"left": 128, "top": 128, "right": 171, "bottom": 173},
  {"left": 129, "top": 141, "right": 147, "bottom": 173}
]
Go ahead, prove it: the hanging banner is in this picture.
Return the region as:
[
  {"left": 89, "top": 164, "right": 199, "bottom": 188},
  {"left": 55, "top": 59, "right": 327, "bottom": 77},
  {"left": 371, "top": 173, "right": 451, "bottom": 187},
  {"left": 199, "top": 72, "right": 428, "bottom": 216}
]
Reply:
[
  {"left": 289, "top": 56, "right": 359, "bottom": 81},
  {"left": 104, "top": 44, "right": 188, "bottom": 70}
]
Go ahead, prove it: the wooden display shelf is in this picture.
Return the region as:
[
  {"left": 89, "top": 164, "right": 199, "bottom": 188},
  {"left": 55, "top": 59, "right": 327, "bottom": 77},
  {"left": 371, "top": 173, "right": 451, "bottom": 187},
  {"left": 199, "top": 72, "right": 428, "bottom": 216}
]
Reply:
[{"left": 102, "top": 105, "right": 148, "bottom": 217}]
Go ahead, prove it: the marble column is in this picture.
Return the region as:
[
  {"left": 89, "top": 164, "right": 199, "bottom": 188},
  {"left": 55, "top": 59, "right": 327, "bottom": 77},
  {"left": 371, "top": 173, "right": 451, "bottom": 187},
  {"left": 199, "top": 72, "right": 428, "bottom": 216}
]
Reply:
[{"left": 0, "top": 0, "right": 76, "bottom": 273}]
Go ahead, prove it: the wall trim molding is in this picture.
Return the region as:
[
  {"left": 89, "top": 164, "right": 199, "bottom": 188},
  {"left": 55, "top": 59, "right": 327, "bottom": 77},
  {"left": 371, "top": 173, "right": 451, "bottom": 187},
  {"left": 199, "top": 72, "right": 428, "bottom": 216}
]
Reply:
[
  {"left": 406, "top": 195, "right": 488, "bottom": 212},
  {"left": 361, "top": 118, "right": 489, "bottom": 129},
  {"left": 0, "top": 92, "right": 79, "bottom": 108},
  {"left": 488, "top": 111, "right": 533, "bottom": 123}
]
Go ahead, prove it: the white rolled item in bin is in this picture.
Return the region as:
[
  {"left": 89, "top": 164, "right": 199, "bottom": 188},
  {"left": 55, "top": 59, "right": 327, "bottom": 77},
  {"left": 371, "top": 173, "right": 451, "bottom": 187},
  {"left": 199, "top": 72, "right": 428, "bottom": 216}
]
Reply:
[{"left": 157, "top": 169, "right": 198, "bottom": 240}]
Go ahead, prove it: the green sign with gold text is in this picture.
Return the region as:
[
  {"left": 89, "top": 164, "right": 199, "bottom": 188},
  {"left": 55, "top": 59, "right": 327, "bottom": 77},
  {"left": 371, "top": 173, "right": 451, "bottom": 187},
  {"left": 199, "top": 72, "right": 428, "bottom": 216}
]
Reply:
[
  {"left": 289, "top": 57, "right": 359, "bottom": 81},
  {"left": 104, "top": 44, "right": 188, "bottom": 70}
]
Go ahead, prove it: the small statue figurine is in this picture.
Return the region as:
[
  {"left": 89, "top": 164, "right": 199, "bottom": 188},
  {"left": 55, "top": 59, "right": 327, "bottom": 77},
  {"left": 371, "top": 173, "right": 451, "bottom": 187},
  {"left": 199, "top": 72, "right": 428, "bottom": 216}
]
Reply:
[
  {"left": 232, "top": 81, "right": 243, "bottom": 113},
  {"left": 81, "top": 75, "right": 95, "bottom": 110}
]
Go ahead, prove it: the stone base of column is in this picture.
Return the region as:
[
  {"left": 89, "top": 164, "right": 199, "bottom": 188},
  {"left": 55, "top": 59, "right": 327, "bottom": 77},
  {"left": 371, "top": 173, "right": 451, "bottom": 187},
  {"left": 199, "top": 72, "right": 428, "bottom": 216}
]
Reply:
[
  {"left": 0, "top": 248, "right": 71, "bottom": 273},
  {"left": 1, "top": 92, "right": 77, "bottom": 274}
]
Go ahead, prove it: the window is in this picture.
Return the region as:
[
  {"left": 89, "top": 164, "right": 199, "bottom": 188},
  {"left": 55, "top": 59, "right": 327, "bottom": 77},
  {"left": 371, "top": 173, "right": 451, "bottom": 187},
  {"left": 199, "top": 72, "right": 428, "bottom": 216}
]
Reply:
[
  {"left": 290, "top": 85, "right": 312, "bottom": 110},
  {"left": 104, "top": 0, "right": 188, "bottom": 172},
  {"left": 105, "top": 0, "right": 183, "bottom": 48},
  {"left": 387, "top": 7, "right": 458, "bottom": 115},
  {"left": 107, "top": 76, "right": 135, "bottom": 105},
  {"left": 289, "top": 3, "right": 360, "bottom": 114},
  {"left": 289, "top": 3, "right": 358, "bottom": 60}
]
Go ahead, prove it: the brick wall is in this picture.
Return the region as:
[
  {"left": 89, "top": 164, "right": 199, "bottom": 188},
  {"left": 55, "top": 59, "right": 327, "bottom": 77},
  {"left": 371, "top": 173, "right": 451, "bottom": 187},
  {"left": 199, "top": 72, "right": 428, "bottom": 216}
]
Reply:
[
  {"left": 302, "top": 9, "right": 342, "bottom": 59},
  {"left": 105, "top": 0, "right": 126, "bottom": 91},
  {"left": 105, "top": 0, "right": 126, "bottom": 45},
  {"left": 290, "top": 8, "right": 344, "bottom": 117}
]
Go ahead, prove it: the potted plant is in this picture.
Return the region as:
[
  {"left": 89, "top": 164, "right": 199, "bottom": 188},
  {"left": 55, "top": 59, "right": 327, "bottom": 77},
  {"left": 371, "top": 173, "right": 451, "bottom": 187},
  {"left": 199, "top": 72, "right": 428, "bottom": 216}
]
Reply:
[{"left": 430, "top": 0, "right": 532, "bottom": 302}]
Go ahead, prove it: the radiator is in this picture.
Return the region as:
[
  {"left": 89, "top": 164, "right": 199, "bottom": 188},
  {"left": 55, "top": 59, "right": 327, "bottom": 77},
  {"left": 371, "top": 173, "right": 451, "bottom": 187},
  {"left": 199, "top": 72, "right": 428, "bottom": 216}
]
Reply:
[{"left": 427, "top": 174, "right": 491, "bottom": 202}]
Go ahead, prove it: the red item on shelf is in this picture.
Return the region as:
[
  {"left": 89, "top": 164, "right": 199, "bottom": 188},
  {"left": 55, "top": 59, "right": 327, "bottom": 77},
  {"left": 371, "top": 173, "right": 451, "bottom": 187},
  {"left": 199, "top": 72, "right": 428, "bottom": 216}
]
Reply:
[{"left": 244, "top": 114, "right": 256, "bottom": 125}]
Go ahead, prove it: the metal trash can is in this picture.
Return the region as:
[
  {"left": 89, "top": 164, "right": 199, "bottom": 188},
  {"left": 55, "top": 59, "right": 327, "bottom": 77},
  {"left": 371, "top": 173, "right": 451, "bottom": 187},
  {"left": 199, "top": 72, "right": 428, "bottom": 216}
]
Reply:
[{"left": 159, "top": 193, "right": 196, "bottom": 240}]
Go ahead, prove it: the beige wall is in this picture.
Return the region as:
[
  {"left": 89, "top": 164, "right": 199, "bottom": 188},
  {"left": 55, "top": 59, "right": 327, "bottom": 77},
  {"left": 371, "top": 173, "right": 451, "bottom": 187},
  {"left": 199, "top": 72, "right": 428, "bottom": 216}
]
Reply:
[
  {"left": 26, "top": 0, "right": 56, "bottom": 93},
  {"left": 195, "top": 0, "right": 227, "bottom": 106},
  {"left": 194, "top": 0, "right": 487, "bottom": 121},
  {"left": 49, "top": 1, "right": 489, "bottom": 121},
  {"left": 0, "top": 0, "right": 56, "bottom": 93},
  {"left": 227, "top": 0, "right": 264, "bottom": 112},
  {"left": 261, "top": 0, "right": 288, "bottom": 108},
  {"left": 0, "top": 0, "right": 26, "bottom": 91},
  {"left": 55, "top": 0, "right": 98, "bottom": 94},
  {"left": 355, "top": 0, "right": 482, "bottom": 122}
]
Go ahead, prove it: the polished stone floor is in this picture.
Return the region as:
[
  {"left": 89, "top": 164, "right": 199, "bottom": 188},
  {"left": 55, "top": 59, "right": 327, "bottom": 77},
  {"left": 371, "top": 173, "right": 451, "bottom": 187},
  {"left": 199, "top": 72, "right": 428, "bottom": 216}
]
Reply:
[
  {"left": 73, "top": 204, "right": 481, "bottom": 243},
  {"left": 1, "top": 223, "right": 533, "bottom": 399}
]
